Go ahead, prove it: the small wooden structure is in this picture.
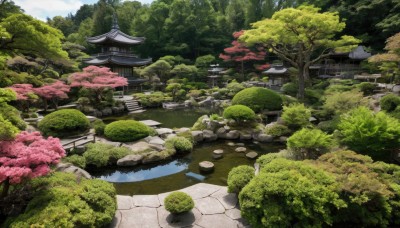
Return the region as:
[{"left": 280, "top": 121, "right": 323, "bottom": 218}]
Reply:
[
  {"left": 207, "top": 64, "right": 224, "bottom": 87},
  {"left": 262, "top": 64, "right": 289, "bottom": 86},
  {"left": 354, "top": 73, "right": 382, "bottom": 83}
]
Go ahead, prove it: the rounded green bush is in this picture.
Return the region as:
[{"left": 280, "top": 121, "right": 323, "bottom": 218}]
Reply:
[
  {"left": 223, "top": 105, "right": 256, "bottom": 122},
  {"left": 231, "top": 87, "right": 282, "bottom": 112},
  {"left": 104, "top": 120, "right": 151, "bottom": 142},
  {"left": 83, "top": 142, "right": 131, "bottom": 167},
  {"left": 281, "top": 103, "right": 312, "bottom": 129},
  {"left": 287, "top": 128, "right": 333, "bottom": 159},
  {"left": 264, "top": 123, "right": 291, "bottom": 137},
  {"left": 227, "top": 165, "right": 255, "bottom": 193},
  {"left": 92, "top": 119, "right": 106, "bottom": 136},
  {"left": 38, "top": 109, "right": 90, "bottom": 137},
  {"left": 357, "top": 82, "right": 377, "bottom": 95},
  {"left": 63, "top": 155, "right": 86, "bottom": 169},
  {"left": 380, "top": 94, "right": 400, "bottom": 112},
  {"left": 168, "top": 136, "right": 193, "bottom": 153},
  {"left": 164, "top": 192, "right": 194, "bottom": 214},
  {"left": 281, "top": 82, "right": 298, "bottom": 97}
]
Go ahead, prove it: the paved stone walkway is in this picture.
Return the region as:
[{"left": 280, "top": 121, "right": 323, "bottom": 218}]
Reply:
[{"left": 110, "top": 183, "right": 250, "bottom": 228}]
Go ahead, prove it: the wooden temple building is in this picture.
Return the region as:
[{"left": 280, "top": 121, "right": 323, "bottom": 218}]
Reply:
[{"left": 84, "top": 14, "right": 151, "bottom": 90}]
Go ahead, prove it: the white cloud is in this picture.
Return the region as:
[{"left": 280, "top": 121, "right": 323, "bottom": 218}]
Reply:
[{"left": 14, "top": 0, "right": 154, "bottom": 21}]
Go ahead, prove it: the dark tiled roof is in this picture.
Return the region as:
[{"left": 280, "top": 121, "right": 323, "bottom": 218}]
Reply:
[
  {"left": 84, "top": 55, "right": 152, "bottom": 66},
  {"left": 87, "top": 29, "right": 145, "bottom": 45}
]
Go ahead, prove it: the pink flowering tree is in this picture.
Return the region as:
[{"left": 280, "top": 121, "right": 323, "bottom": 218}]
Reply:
[
  {"left": 219, "top": 30, "right": 267, "bottom": 80},
  {"left": 69, "top": 66, "right": 128, "bottom": 104},
  {"left": 0, "top": 131, "right": 65, "bottom": 198},
  {"left": 8, "top": 84, "right": 38, "bottom": 113},
  {"left": 34, "top": 80, "right": 70, "bottom": 111}
]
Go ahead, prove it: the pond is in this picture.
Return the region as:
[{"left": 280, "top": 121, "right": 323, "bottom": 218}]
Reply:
[
  {"left": 91, "top": 140, "right": 284, "bottom": 195},
  {"left": 102, "top": 107, "right": 221, "bottom": 128}
]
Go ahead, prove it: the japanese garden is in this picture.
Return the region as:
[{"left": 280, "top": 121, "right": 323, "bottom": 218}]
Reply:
[{"left": 1, "top": 0, "right": 400, "bottom": 227}]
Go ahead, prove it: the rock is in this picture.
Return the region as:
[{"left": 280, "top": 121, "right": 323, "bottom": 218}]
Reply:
[
  {"left": 177, "top": 127, "right": 191, "bottom": 133},
  {"left": 246, "top": 151, "right": 258, "bottom": 159},
  {"left": 191, "top": 130, "right": 204, "bottom": 142},
  {"left": 235, "top": 147, "right": 247, "bottom": 153},
  {"left": 203, "top": 130, "right": 218, "bottom": 142},
  {"left": 227, "top": 142, "right": 235, "bottom": 146},
  {"left": 207, "top": 120, "right": 223, "bottom": 131},
  {"left": 55, "top": 163, "right": 91, "bottom": 179},
  {"left": 93, "top": 109, "right": 102, "bottom": 117},
  {"left": 225, "top": 130, "right": 239, "bottom": 140},
  {"left": 122, "top": 141, "right": 153, "bottom": 153},
  {"left": 117, "top": 154, "right": 144, "bottom": 166},
  {"left": 156, "top": 128, "right": 174, "bottom": 136},
  {"left": 254, "top": 133, "right": 274, "bottom": 143},
  {"left": 101, "top": 107, "right": 113, "bottom": 116},
  {"left": 73, "top": 145, "right": 86, "bottom": 155},
  {"left": 165, "top": 133, "right": 177, "bottom": 140},
  {"left": 239, "top": 132, "right": 252, "bottom": 140},
  {"left": 212, "top": 149, "right": 224, "bottom": 159},
  {"left": 198, "top": 96, "right": 214, "bottom": 107},
  {"left": 199, "top": 161, "right": 214, "bottom": 172},
  {"left": 145, "top": 136, "right": 165, "bottom": 146},
  {"left": 278, "top": 136, "right": 288, "bottom": 143},
  {"left": 142, "top": 153, "right": 164, "bottom": 164},
  {"left": 216, "top": 127, "right": 227, "bottom": 135}
]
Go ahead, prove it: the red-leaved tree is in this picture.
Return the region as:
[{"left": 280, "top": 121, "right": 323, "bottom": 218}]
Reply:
[
  {"left": 69, "top": 66, "right": 128, "bottom": 103},
  {"left": 34, "top": 80, "right": 70, "bottom": 111},
  {"left": 8, "top": 84, "right": 37, "bottom": 112},
  {"left": 219, "top": 30, "right": 267, "bottom": 80},
  {"left": 0, "top": 131, "right": 65, "bottom": 198}
]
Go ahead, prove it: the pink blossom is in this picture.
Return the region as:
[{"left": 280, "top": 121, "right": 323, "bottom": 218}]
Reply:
[
  {"left": 34, "top": 80, "right": 70, "bottom": 100},
  {"left": 0, "top": 131, "right": 65, "bottom": 184},
  {"left": 8, "top": 84, "right": 34, "bottom": 100}
]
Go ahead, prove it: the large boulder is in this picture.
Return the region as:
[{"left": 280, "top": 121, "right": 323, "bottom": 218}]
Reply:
[
  {"left": 207, "top": 120, "right": 224, "bottom": 131},
  {"left": 203, "top": 130, "right": 218, "bottom": 141},
  {"left": 142, "top": 152, "right": 164, "bottom": 164},
  {"left": 253, "top": 133, "right": 274, "bottom": 143},
  {"left": 145, "top": 136, "right": 165, "bottom": 146},
  {"left": 198, "top": 96, "right": 214, "bottom": 107},
  {"left": 123, "top": 141, "right": 155, "bottom": 153},
  {"left": 199, "top": 161, "right": 214, "bottom": 172},
  {"left": 156, "top": 128, "right": 174, "bottom": 136},
  {"left": 55, "top": 163, "right": 91, "bottom": 179},
  {"left": 239, "top": 131, "right": 253, "bottom": 140},
  {"left": 117, "top": 154, "right": 144, "bottom": 166},
  {"left": 101, "top": 107, "right": 113, "bottom": 116},
  {"left": 191, "top": 131, "right": 204, "bottom": 142},
  {"left": 225, "top": 130, "right": 240, "bottom": 140}
]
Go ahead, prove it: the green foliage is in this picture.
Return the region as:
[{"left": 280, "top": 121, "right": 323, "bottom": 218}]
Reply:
[
  {"left": 227, "top": 165, "right": 255, "bottom": 194},
  {"left": 104, "top": 120, "right": 151, "bottom": 142},
  {"left": 5, "top": 172, "right": 116, "bottom": 228},
  {"left": 338, "top": 106, "right": 400, "bottom": 158},
  {"left": 323, "top": 90, "right": 369, "bottom": 116},
  {"left": 195, "top": 54, "right": 215, "bottom": 68},
  {"left": 38, "top": 109, "right": 90, "bottom": 137},
  {"left": 83, "top": 142, "right": 131, "bottom": 167},
  {"left": 135, "top": 92, "right": 172, "bottom": 107},
  {"left": 357, "top": 82, "right": 377, "bottom": 95},
  {"left": 317, "top": 118, "right": 340, "bottom": 134},
  {"left": 281, "top": 82, "right": 298, "bottom": 97},
  {"left": 281, "top": 103, "right": 311, "bottom": 129},
  {"left": 287, "top": 128, "right": 333, "bottom": 160},
  {"left": 63, "top": 155, "right": 86, "bottom": 169},
  {"left": 223, "top": 105, "right": 256, "bottom": 122},
  {"left": 166, "top": 136, "right": 193, "bottom": 153},
  {"left": 0, "top": 114, "right": 19, "bottom": 140},
  {"left": 191, "top": 115, "right": 208, "bottom": 131},
  {"left": 164, "top": 192, "right": 194, "bottom": 214},
  {"left": 264, "top": 123, "right": 291, "bottom": 137},
  {"left": 231, "top": 87, "right": 282, "bottom": 112},
  {"left": 256, "top": 153, "right": 286, "bottom": 169},
  {"left": 380, "top": 93, "right": 400, "bottom": 112},
  {"left": 240, "top": 158, "right": 345, "bottom": 227},
  {"left": 226, "top": 80, "right": 245, "bottom": 97},
  {"left": 92, "top": 119, "right": 106, "bottom": 136}
]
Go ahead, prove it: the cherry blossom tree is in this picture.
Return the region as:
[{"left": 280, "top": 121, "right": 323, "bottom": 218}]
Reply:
[
  {"left": 0, "top": 131, "right": 65, "bottom": 198},
  {"left": 8, "top": 84, "right": 38, "bottom": 113},
  {"left": 34, "top": 80, "right": 70, "bottom": 111},
  {"left": 219, "top": 30, "right": 267, "bottom": 80},
  {"left": 69, "top": 65, "right": 128, "bottom": 103}
]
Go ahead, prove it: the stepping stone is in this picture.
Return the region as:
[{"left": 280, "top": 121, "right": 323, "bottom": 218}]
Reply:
[
  {"left": 157, "top": 206, "right": 201, "bottom": 228},
  {"left": 117, "top": 195, "right": 134, "bottom": 210},
  {"left": 235, "top": 147, "right": 247, "bottom": 153},
  {"left": 227, "top": 142, "right": 235, "bottom": 146},
  {"left": 119, "top": 207, "right": 159, "bottom": 228},
  {"left": 196, "top": 214, "right": 238, "bottom": 228},
  {"left": 225, "top": 208, "right": 241, "bottom": 220},
  {"left": 140, "top": 120, "right": 162, "bottom": 127},
  {"left": 185, "top": 172, "right": 205, "bottom": 181},
  {"left": 156, "top": 128, "right": 174, "bottom": 135},
  {"left": 110, "top": 210, "right": 122, "bottom": 228},
  {"left": 211, "top": 187, "right": 238, "bottom": 210},
  {"left": 212, "top": 149, "right": 224, "bottom": 159},
  {"left": 132, "top": 195, "right": 161, "bottom": 208},
  {"left": 158, "top": 184, "right": 222, "bottom": 205},
  {"left": 194, "top": 197, "right": 225, "bottom": 215},
  {"left": 199, "top": 161, "right": 214, "bottom": 172},
  {"left": 246, "top": 151, "right": 258, "bottom": 159}
]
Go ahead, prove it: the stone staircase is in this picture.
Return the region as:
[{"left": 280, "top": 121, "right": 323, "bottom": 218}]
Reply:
[{"left": 124, "top": 98, "right": 145, "bottom": 113}]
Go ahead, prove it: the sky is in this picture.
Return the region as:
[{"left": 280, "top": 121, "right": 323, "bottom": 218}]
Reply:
[{"left": 13, "top": 0, "right": 154, "bottom": 21}]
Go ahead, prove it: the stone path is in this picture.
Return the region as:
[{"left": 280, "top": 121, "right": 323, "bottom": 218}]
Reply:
[{"left": 110, "top": 183, "right": 250, "bottom": 228}]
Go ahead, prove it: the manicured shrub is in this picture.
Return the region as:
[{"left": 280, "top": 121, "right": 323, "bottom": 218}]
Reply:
[
  {"left": 281, "top": 82, "right": 298, "bottom": 97},
  {"left": 164, "top": 192, "right": 194, "bottom": 214},
  {"left": 167, "top": 136, "right": 193, "bottom": 153},
  {"left": 38, "top": 109, "right": 90, "bottom": 137},
  {"left": 287, "top": 128, "right": 333, "bottom": 159},
  {"left": 92, "top": 119, "right": 106, "bottom": 136},
  {"left": 223, "top": 105, "right": 256, "bottom": 122},
  {"left": 281, "top": 103, "right": 311, "bottom": 129},
  {"left": 357, "top": 82, "right": 377, "bottom": 95},
  {"left": 256, "top": 153, "right": 286, "bottom": 168},
  {"left": 322, "top": 90, "right": 368, "bottom": 116},
  {"left": 227, "top": 165, "right": 255, "bottom": 193},
  {"left": 5, "top": 172, "right": 116, "bottom": 228},
  {"left": 104, "top": 120, "right": 151, "bottom": 142},
  {"left": 380, "top": 93, "right": 400, "bottom": 112},
  {"left": 264, "top": 123, "right": 291, "bottom": 137},
  {"left": 83, "top": 142, "right": 131, "bottom": 167},
  {"left": 63, "top": 155, "right": 86, "bottom": 169},
  {"left": 338, "top": 106, "right": 400, "bottom": 159},
  {"left": 232, "top": 87, "right": 282, "bottom": 112}
]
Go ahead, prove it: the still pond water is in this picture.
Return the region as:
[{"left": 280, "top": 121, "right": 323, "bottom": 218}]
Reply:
[{"left": 94, "top": 108, "right": 284, "bottom": 195}]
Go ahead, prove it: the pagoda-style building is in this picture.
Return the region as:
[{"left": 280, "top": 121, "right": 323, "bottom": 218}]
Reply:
[{"left": 84, "top": 14, "right": 151, "bottom": 88}]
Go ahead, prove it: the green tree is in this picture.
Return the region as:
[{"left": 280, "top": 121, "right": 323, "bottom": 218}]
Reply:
[
  {"left": 287, "top": 128, "right": 333, "bottom": 159},
  {"left": 281, "top": 103, "right": 311, "bottom": 129},
  {"left": 241, "top": 5, "right": 360, "bottom": 99},
  {"left": 170, "top": 64, "right": 198, "bottom": 80},
  {"left": 338, "top": 106, "right": 400, "bottom": 159},
  {"left": 141, "top": 59, "right": 172, "bottom": 83},
  {"left": 195, "top": 54, "right": 216, "bottom": 68},
  {"left": 47, "top": 16, "right": 76, "bottom": 37}
]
